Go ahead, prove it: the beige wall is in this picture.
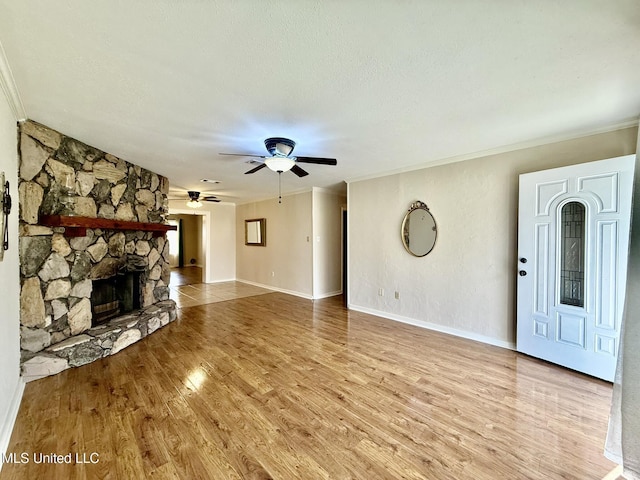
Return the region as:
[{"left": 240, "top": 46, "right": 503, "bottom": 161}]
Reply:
[
  {"left": 0, "top": 98, "right": 22, "bottom": 456},
  {"left": 348, "top": 126, "right": 638, "bottom": 347},
  {"left": 312, "top": 188, "right": 345, "bottom": 298},
  {"left": 614, "top": 125, "right": 640, "bottom": 472},
  {"left": 236, "top": 192, "right": 313, "bottom": 297}
]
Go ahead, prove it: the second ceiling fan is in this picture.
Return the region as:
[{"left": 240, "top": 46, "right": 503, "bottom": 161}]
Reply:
[{"left": 220, "top": 137, "right": 337, "bottom": 177}]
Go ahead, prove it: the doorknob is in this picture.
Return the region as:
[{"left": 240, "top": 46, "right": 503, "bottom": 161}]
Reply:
[
  {"left": 520, "top": 258, "right": 527, "bottom": 263},
  {"left": 519, "top": 270, "right": 527, "bottom": 276}
]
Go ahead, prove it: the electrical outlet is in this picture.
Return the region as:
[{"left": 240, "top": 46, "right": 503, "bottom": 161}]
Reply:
[
  {"left": 378, "top": 288, "right": 384, "bottom": 296},
  {"left": 395, "top": 291, "right": 399, "bottom": 299},
  {"left": 271, "top": 271, "right": 275, "bottom": 277}
]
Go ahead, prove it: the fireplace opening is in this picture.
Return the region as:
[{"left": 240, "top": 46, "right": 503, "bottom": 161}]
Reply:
[{"left": 90, "top": 270, "right": 143, "bottom": 326}]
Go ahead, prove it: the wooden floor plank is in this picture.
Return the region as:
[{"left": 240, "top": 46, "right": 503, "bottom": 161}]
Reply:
[{"left": 1, "top": 292, "right": 616, "bottom": 479}]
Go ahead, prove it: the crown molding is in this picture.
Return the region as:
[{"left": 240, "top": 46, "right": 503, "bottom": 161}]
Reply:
[
  {"left": 312, "top": 186, "right": 347, "bottom": 197},
  {"left": 0, "top": 40, "right": 26, "bottom": 121},
  {"left": 236, "top": 184, "right": 348, "bottom": 206},
  {"left": 345, "top": 117, "right": 640, "bottom": 185},
  {"left": 235, "top": 186, "right": 313, "bottom": 206}
]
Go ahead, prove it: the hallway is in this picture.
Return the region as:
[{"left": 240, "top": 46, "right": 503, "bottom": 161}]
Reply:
[{"left": 169, "top": 267, "right": 272, "bottom": 309}]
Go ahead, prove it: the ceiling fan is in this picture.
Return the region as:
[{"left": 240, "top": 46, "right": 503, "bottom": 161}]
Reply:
[
  {"left": 220, "top": 137, "right": 337, "bottom": 177},
  {"left": 186, "top": 191, "right": 220, "bottom": 208},
  {"left": 169, "top": 190, "right": 221, "bottom": 208}
]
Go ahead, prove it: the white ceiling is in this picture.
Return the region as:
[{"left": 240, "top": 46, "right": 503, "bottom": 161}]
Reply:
[{"left": 1, "top": 1, "right": 639, "bottom": 204}]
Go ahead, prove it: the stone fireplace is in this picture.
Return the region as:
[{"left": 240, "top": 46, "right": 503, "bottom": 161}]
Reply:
[{"left": 18, "top": 120, "right": 177, "bottom": 381}]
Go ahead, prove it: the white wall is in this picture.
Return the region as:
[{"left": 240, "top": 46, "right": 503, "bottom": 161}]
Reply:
[
  {"left": 208, "top": 202, "right": 236, "bottom": 282},
  {"left": 348, "top": 127, "right": 638, "bottom": 348},
  {"left": 0, "top": 91, "right": 23, "bottom": 462},
  {"left": 312, "top": 188, "right": 345, "bottom": 298},
  {"left": 168, "top": 200, "right": 236, "bottom": 283},
  {"left": 236, "top": 192, "right": 313, "bottom": 297}
]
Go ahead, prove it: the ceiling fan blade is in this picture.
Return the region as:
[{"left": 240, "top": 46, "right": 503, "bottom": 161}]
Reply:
[
  {"left": 219, "top": 152, "right": 267, "bottom": 159},
  {"left": 203, "top": 196, "right": 221, "bottom": 202},
  {"left": 290, "top": 164, "right": 309, "bottom": 177},
  {"left": 294, "top": 156, "right": 337, "bottom": 165},
  {"left": 245, "top": 163, "right": 268, "bottom": 174}
]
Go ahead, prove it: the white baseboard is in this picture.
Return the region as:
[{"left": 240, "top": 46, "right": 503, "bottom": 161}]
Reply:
[
  {"left": 236, "top": 279, "right": 313, "bottom": 300},
  {"left": 313, "top": 290, "right": 343, "bottom": 299},
  {"left": 205, "top": 277, "right": 237, "bottom": 284},
  {"left": 601, "top": 465, "right": 623, "bottom": 480},
  {"left": 0, "top": 378, "right": 25, "bottom": 472},
  {"left": 347, "top": 303, "right": 516, "bottom": 350}
]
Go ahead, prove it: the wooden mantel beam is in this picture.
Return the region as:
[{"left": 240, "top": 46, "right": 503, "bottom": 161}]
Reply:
[{"left": 39, "top": 215, "right": 177, "bottom": 237}]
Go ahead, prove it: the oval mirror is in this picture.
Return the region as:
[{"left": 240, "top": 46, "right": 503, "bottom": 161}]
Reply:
[{"left": 401, "top": 201, "right": 437, "bottom": 257}]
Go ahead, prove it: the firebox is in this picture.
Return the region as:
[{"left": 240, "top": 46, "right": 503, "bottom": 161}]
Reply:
[{"left": 90, "top": 270, "right": 143, "bottom": 326}]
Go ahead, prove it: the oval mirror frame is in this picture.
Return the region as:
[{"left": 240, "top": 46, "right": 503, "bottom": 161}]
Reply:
[{"left": 401, "top": 201, "right": 437, "bottom": 257}]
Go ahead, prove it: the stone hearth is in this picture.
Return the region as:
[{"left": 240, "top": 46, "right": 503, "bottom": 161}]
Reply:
[
  {"left": 18, "top": 120, "right": 177, "bottom": 381},
  {"left": 21, "top": 301, "right": 177, "bottom": 382}
]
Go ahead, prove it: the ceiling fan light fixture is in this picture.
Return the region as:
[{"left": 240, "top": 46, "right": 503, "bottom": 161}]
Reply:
[
  {"left": 187, "top": 191, "right": 203, "bottom": 208},
  {"left": 265, "top": 157, "right": 295, "bottom": 173}
]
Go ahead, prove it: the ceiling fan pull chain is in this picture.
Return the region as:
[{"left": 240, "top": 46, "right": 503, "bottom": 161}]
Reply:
[{"left": 278, "top": 172, "right": 282, "bottom": 204}]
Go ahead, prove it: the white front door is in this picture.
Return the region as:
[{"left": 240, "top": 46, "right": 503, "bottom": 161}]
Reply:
[{"left": 517, "top": 155, "right": 635, "bottom": 381}]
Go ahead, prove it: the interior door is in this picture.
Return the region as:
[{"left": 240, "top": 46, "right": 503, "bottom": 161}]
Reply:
[{"left": 517, "top": 155, "right": 635, "bottom": 381}]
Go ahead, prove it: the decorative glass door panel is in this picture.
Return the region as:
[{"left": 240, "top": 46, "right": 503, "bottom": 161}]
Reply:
[{"left": 559, "top": 202, "right": 585, "bottom": 307}]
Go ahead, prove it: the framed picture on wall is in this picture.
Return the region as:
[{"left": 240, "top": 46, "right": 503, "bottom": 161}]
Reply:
[{"left": 245, "top": 218, "right": 266, "bottom": 246}]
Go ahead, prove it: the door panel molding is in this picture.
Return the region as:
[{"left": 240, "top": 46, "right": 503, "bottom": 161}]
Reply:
[
  {"left": 536, "top": 180, "right": 568, "bottom": 216},
  {"left": 556, "top": 312, "right": 587, "bottom": 349},
  {"left": 517, "top": 154, "right": 634, "bottom": 381},
  {"left": 595, "top": 220, "right": 618, "bottom": 330},
  {"left": 534, "top": 319, "right": 549, "bottom": 339},
  {"left": 578, "top": 172, "right": 619, "bottom": 213},
  {"left": 595, "top": 334, "right": 616, "bottom": 357},
  {"left": 534, "top": 223, "right": 550, "bottom": 316}
]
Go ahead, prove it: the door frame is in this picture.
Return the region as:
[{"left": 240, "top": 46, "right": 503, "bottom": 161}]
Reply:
[{"left": 168, "top": 208, "right": 210, "bottom": 283}]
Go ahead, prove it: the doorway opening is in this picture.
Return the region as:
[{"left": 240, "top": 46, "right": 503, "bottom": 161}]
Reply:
[{"left": 167, "top": 212, "right": 207, "bottom": 285}]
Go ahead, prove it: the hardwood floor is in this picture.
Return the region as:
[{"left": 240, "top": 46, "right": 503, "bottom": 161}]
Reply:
[
  {"left": 169, "top": 266, "right": 203, "bottom": 286},
  {"left": 1, "top": 293, "right": 615, "bottom": 479}
]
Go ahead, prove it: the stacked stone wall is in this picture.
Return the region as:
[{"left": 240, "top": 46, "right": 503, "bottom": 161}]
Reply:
[{"left": 17, "top": 120, "right": 177, "bottom": 380}]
